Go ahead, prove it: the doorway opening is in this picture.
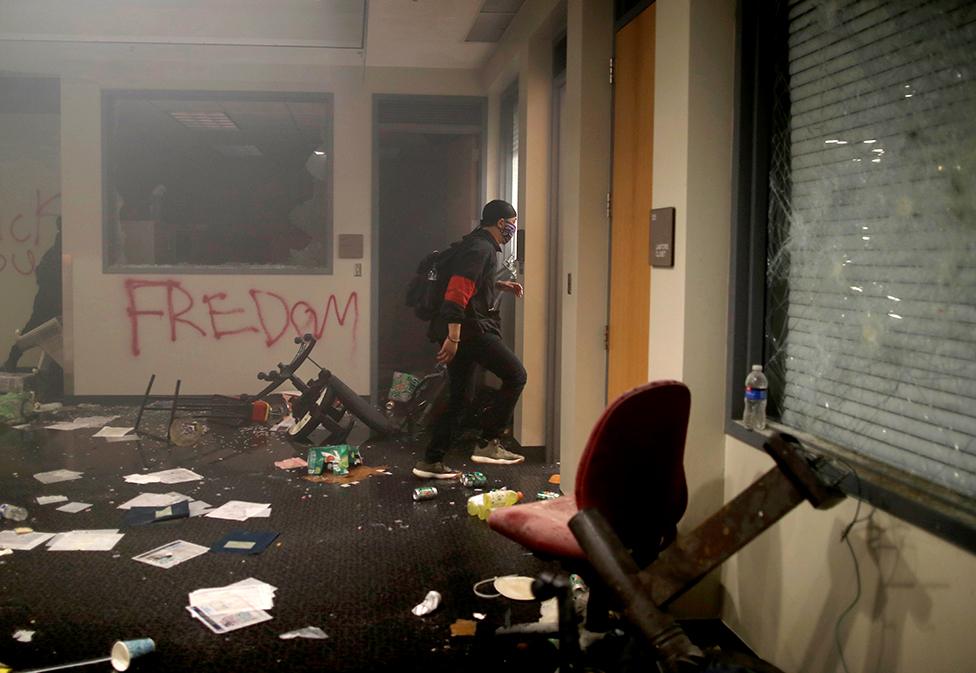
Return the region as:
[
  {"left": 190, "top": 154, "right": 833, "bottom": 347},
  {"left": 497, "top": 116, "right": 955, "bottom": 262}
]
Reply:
[{"left": 372, "top": 95, "right": 486, "bottom": 400}]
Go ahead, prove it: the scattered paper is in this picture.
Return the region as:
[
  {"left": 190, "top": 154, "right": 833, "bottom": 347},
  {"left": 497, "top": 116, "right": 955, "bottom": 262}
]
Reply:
[
  {"left": 204, "top": 501, "right": 271, "bottom": 521},
  {"left": 45, "top": 416, "right": 118, "bottom": 431},
  {"left": 12, "top": 423, "right": 31, "bottom": 430},
  {"left": 12, "top": 630, "right": 34, "bottom": 643},
  {"left": 36, "top": 495, "right": 68, "bottom": 505},
  {"left": 133, "top": 540, "right": 209, "bottom": 569},
  {"left": 274, "top": 457, "right": 307, "bottom": 470},
  {"left": 123, "top": 468, "right": 203, "bottom": 484},
  {"left": 56, "top": 502, "right": 92, "bottom": 514},
  {"left": 0, "top": 548, "right": 12, "bottom": 556},
  {"left": 279, "top": 626, "right": 328, "bottom": 640},
  {"left": 106, "top": 434, "right": 140, "bottom": 443},
  {"left": 46, "top": 529, "right": 124, "bottom": 551},
  {"left": 33, "top": 469, "right": 83, "bottom": 484},
  {"left": 92, "top": 426, "right": 134, "bottom": 439},
  {"left": 210, "top": 530, "right": 279, "bottom": 555},
  {"left": 0, "top": 531, "right": 55, "bottom": 550},
  {"left": 123, "top": 501, "right": 190, "bottom": 526},
  {"left": 187, "top": 578, "right": 277, "bottom": 634},
  {"left": 188, "top": 500, "right": 213, "bottom": 517},
  {"left": 117, "top": 492, "right": 191, "bottom": 510}
]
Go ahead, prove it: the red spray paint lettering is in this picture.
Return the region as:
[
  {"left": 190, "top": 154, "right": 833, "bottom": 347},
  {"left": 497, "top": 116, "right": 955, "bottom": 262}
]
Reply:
[{"left": 125, "top": 278, "right": 358, "bottom": 357}]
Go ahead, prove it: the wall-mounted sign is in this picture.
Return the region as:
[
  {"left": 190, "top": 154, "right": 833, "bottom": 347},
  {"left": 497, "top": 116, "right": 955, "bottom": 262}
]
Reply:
[{"left": 650, "top": 207, "right": 675, "bottom": 268}]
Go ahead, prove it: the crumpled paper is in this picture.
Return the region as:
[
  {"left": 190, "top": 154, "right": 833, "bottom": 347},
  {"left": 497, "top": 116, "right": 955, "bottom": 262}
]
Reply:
[{"left": 411, "top": 590, "right": 441, "bottom": 616}]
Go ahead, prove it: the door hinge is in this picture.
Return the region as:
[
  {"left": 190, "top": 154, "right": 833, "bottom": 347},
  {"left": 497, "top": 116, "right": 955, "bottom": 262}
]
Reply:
[
  {"left": 604, "top": 325, "right": 609, "bottom": 351},
  {"left": 609, "top": 56, "right": 614, "bottom": 85},
  {"left": 606, "top": 192, "right": 612, "bottom": 220}
]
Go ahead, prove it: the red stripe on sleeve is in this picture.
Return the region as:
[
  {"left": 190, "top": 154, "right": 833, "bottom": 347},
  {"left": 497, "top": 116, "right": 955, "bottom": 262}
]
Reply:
[{"left": 444, "top": 275, "right": 476, "bottom": 308}]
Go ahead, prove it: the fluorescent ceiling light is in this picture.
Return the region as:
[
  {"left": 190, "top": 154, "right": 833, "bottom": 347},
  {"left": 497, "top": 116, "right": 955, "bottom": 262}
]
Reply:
[{"left": 169, "top": 111, "right": 239, "bottom": 130}]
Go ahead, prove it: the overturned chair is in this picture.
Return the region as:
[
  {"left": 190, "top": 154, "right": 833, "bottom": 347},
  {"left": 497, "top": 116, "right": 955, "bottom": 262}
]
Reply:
[{"left": 488, "top": 380, "right": 844, "bottom": 672}]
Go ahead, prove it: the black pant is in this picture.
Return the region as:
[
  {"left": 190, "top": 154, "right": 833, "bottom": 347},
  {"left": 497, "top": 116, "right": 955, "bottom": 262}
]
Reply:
[{"left": 425, "top": 333, "right": 527, "bottom": 463}]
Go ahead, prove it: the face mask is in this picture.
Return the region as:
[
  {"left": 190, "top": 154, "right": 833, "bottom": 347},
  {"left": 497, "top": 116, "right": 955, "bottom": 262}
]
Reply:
[{"left": 500, "top": 221, "right": 517, "bottom": 244}]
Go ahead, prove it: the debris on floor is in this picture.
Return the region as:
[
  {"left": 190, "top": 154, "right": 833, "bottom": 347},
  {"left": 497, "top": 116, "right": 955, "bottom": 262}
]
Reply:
[
  {"left": 36, "top": 495, "right": 68, "bottom": 505},
  {"left": 210, "top": 529, "right": 279, "bottom": 555},
  {"left": 92, "top": 426, "right": 135, "bottom": 439},
  {"left": 203, "top": 500, "right": 271, "bottom": 521},
  {"left": 56, "top": 502, "right": 93, "bottom": 514},
  {"left": 33, "top": 469, "right": 83, "bottom": 484},
  {"left": 548, "top": 474, "right": 561, "bottom": 485},
  {"left": 303, "top": 464, "right": 389, "bottom": 485},
  {"left": 279, "top": 626, "right": 329, "bottom": 640},
  {"left": 123, "top": 501, "right": 190, "bottom": 526},
  {"left": 123, "top": 468, "right": 203, "bottom": 484},
  {"left": 12, "top": 629, "right": 35, "bottom": 643},
  {"left": 0, "top": 530, "right": 55, "bottom": 550},
  {"left": 187, "top": 578, "right": 277, "bottom": 634},
  {"left": 411, "top": 590, "right": 442, "bottom": 616},
  {"left": 47, "top": 529, "right": 124, "bottom": 552},
  {"left": 306, "top": 444, "right": 362, "bottom": 476},
  {"left": 274, "top": 456, "right": 308, "bottom": 470},
  {"left": 536, "top": 491, "right": 561, "bottom": 500},
  {"left": 449, "top": 619, "right": 477, "bottom": 637},
  {"left": 132, "top": 540, "right": 209, "bottom": 568}
]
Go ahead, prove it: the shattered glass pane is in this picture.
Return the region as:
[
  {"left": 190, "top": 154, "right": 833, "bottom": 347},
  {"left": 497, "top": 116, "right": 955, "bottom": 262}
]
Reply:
[{"left": 767, "top": 0, "right": 976, "bottom": 496}]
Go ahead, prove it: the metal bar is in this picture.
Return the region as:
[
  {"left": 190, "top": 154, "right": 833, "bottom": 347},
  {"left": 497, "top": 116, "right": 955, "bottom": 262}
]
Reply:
[
  {"left": 167, "top": 380, "right": 181, "bottom": 444},
  {"left": 641, "top": 467, "right": 805, "bottom": 608},
  {"left": 134, "top": 374, "right": 155, "bottom": 433}
]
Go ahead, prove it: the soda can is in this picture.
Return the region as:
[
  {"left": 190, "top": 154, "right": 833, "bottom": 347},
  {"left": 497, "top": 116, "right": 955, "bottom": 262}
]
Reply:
[
  {"left": 536, "top": 490, "right": 561, "bottom": 500},
  {"left": 412, "top": 486, "right": 438, "bottom": 501},
  {"left": 459, "top": 472, "right": 487, "bottom": 488}
]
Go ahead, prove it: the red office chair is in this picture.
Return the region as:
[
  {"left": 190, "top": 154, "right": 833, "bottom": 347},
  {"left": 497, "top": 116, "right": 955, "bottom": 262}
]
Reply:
[{"left": 488, "top": 380, "right": 691, "bottom": 622}]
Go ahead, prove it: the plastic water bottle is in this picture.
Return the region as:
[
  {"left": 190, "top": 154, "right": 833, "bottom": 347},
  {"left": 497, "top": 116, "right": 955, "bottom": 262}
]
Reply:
[
  {"left": 743, "top": 364, "right": 768, "bottom": 431},
  {"left": 467, "top": 489, "right": 523, "bottom": 519},
  {"left": 0, "top": 503, "right": 28, "bottom": 522}
]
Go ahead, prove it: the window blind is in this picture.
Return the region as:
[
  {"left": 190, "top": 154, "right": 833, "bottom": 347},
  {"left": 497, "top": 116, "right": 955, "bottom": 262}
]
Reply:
[{"left": 774, "top": 0, "right": 976, "bottom": 496}]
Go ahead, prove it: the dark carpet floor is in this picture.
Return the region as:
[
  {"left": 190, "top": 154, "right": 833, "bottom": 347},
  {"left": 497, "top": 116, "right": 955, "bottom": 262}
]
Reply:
[{"left": 0, "top": 404, "right": 565, "bottom": 673}]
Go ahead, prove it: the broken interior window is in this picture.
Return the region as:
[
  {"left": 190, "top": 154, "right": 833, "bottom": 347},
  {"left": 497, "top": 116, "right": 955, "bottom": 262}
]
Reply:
[
  {"left": 766, "top": 0, "right": 976, "bottom": 497},
  {"left": 104, "top": 92, "right": 333, "bottom": 272}
]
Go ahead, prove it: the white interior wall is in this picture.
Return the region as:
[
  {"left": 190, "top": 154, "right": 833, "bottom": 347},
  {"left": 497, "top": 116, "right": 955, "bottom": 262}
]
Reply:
[
  {"left": 722, "top": 436, "right": 976, "bottom": 672},
  {"left": 649, "top": 0, "right": 735, "bottom": 616}
]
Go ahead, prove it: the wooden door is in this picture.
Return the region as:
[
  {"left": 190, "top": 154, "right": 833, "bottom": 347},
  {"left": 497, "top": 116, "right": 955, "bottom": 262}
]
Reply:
[{"left": 607, "top": 4, "right": 655, "bottom": 400}]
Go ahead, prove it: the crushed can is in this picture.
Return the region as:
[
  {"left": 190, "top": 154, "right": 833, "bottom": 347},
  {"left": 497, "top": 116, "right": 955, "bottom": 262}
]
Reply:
[
  {"left": 412, "top": 486, "right": 438, "bottom": 501},
  {"left": 536, "top": 491, "right": 561, "bottom": 500},
  {"left": 459, "top": 472, "right": 487, "bottom": 488}
]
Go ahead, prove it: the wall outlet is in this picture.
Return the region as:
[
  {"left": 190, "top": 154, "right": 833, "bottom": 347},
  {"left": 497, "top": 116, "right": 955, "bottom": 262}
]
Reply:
[{"left": 354, "top": 263, "right": 362, "bottom": 277}]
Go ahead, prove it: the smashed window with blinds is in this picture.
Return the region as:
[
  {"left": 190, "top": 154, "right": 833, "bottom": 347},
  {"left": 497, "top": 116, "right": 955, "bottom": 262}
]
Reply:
[{"left": 766, "top": 0, "right": 976, "bottom": 497}]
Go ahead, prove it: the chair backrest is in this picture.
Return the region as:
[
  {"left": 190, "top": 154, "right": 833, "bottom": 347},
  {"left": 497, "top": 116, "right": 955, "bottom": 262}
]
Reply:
[{"left": 575, "top": 380, "right": 690, "bottom": 565}]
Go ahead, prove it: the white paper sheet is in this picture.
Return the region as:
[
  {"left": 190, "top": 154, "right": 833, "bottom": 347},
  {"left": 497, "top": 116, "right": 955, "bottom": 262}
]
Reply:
[
  {"left": 46, "top": 530, "right": 124, "bottom": 551},
  {"left": 56, "top": 502, "right": 92, "bottom": 513},
  {"left": 204, "top": 501, "right": 271, "bottom": 521},
  {"left": 188, "top": 500, "right": 213, "bottom": 517},
  {"left": 36, "top": 495, "right": 69, "bottom": 505},
  {"left": 33, "top": 469, "right": 83, "bottom": 484},
  {"left": 92, "top": 426, "right": 134, "bottom": 438},
  {"left": 133, "top": 539, "right": 209, "bottom": 568},
  {"left": 123, "top": 468, "right": 203, "bottom": 484},
  {"left": 117, "top": 492, "right": 191, "bottom": 510},
  {"left": 0, "top": 531, "right": 56, "bottom": 550}
]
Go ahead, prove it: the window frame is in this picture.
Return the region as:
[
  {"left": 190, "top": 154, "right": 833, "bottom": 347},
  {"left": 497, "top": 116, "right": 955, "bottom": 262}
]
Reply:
[
  {"left": 726, "top": 0, "right": 976, "bottom": 554},
  {"left": 101, "top": 89, "right": 335, "bottom": 275}
]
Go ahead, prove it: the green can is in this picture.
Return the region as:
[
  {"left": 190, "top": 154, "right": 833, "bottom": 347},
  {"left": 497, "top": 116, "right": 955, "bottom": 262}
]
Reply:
[
  {"left": 536, "top": 490, "right": 561, "bottom": 500},
  {"left": 412, "top": 486, "right": 438, "bottom": 501},
  {"left": 459, "top": 472, "right": 487, "bottom": 488}
]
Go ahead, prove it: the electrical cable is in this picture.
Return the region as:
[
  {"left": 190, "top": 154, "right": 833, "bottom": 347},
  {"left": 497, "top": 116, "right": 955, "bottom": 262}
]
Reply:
[{"left": 832, "top": 459, "right": 867, "bottom": 673}]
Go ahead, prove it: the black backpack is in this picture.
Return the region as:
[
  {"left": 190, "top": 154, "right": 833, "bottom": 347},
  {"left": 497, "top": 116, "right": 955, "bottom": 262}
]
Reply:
[{"left": 405, "top": 244, "right": 462, "bottom": 321}]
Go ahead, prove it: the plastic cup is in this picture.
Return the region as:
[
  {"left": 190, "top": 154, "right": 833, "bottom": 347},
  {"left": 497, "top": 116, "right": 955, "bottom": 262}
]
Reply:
[{"left": 110, "top": 638, "right": 155, "bottom": 671}]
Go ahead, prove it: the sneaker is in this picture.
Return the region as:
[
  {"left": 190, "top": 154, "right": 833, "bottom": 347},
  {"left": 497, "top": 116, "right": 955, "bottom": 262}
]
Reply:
[
  {"left": 412, "top": 461, "right": 461, "bottom": 479},
  {"left": 471, "top": 438, "right": 525, "bottom": 465}
]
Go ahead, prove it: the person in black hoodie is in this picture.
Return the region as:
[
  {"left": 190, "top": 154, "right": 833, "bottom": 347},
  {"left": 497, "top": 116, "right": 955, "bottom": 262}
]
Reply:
[
  {"left": 413, "top": 200, "right": 527, "bottom": 479},
  {"left": 3, "top": 217, "right": 62, "bottom": 373}
]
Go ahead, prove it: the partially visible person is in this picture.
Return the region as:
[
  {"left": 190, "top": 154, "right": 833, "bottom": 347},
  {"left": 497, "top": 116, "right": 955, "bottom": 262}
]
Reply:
[
  {"left": 413, "top": 200, "right": 527, "bottom": 480},
  {"left": 3, "top": 217, "right": 62, "bottom": 372}
]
